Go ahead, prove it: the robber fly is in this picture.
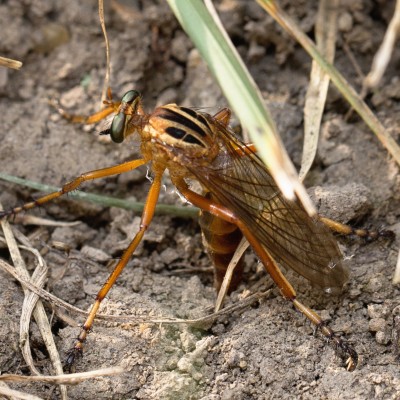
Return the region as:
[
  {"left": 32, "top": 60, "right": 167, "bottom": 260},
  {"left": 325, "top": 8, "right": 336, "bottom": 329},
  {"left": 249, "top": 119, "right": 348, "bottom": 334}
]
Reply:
[{"left": 4, "top": 89, "right": 381, "bottom": 372}]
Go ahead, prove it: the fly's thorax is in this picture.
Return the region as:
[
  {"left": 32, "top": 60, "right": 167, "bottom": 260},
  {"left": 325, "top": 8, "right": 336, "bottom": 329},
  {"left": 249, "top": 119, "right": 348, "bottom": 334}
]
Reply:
[{"left": 145, "top": 104, "right": 220, "bottom": 163}]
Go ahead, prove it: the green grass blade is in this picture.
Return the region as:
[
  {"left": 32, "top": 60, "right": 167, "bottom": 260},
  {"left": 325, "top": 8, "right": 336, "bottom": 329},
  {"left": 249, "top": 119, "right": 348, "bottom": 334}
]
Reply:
[{"left": 167, "top": 0, "right": 316, "bottom": 214}]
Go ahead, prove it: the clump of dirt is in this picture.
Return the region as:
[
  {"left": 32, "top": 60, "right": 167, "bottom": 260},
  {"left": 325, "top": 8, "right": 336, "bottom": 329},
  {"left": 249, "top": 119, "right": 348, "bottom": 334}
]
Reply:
[{"left": 0, "top": 1, "right": 399, "bottom": 399}]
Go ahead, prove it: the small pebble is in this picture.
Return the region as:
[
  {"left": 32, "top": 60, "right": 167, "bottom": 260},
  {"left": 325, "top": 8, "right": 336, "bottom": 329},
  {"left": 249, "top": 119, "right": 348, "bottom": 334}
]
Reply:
[
  {"left": 368, "top": 318, "right": 386, "bottom": 332},
  {"left": 338, "top": 12, "right": 353, "bottom": 32}
]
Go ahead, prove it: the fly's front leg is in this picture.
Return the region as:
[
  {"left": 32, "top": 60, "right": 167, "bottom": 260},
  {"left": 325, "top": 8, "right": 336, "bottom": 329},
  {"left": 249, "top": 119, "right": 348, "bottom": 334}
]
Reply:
[
  {"left": 54, "top": 102, "right": 118, "bottom": 124},
  {"left": 51, "top": 87, "right": 120, "bottom": 124},
  {"left": 65, "top": 169, "right": 163, "bottom": 371},
  {"left": 174, "top": 178, "right": 358, "bottom": 371},
  {"left": 0, "top": 159, "right": 146, "bottom": 219}
]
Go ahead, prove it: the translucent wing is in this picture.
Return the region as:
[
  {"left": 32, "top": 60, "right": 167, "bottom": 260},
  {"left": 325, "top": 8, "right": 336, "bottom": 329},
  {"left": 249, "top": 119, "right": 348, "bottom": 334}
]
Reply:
[{"left": 187, "top": 115, "right": 348, "bottom": 289}]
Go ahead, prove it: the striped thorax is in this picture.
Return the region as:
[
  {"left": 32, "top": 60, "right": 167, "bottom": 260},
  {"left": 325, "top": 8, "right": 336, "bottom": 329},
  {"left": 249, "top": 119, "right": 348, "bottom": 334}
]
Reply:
[{"left": 144, "top": 104, "right": 220, "bottom": 163}]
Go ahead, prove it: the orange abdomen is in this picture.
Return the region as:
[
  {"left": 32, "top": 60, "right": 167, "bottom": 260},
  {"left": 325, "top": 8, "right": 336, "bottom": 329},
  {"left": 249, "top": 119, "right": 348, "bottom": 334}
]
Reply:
[{"left": 198, "top": 193, "right": 245, "bottom": 292}]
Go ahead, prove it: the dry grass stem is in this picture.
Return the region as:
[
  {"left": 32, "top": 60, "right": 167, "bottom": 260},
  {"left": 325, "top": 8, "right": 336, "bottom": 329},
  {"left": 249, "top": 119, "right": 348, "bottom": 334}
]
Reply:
[
  {"left": 0, "top": 56, "right": 23, "bottom": 70},
  {"left": 0, "top": 203, "right": 67, "bottom": 399},
  {"left": 300, "top": 0, "right": 338, "bottom": 180},
  {"left": 364, "top": 0, "right": 400, "bottom": 88},
  {"left": 0, "top": 366, "right": 124, "bottom": 385}
]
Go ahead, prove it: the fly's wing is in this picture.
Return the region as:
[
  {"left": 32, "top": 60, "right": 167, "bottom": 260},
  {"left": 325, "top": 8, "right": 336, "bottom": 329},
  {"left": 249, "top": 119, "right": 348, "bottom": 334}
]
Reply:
[{"left": 187, "top": 117, "right": 348, "bottom": 289}]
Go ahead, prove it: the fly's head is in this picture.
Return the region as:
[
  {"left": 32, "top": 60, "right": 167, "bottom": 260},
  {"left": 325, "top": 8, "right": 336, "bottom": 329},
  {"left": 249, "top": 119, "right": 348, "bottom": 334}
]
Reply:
[{"left": 101, "top": 90, "right": 145, "bottom": 143}]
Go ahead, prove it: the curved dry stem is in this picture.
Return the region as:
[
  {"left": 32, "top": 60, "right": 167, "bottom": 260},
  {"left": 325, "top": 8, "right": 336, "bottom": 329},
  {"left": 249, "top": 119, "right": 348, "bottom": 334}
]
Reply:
[{"left": 0, "top": 203, "right": 67, "bottom": 399}]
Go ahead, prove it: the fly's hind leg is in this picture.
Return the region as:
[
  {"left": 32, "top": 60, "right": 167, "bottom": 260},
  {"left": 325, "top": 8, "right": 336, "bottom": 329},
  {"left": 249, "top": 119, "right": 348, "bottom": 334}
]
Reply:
[
  {"left": 174, "top": 178, "right": 358, "bottom": 371},
  {"left": 319, "top": 216, "right": 395, "bottom": 241}
]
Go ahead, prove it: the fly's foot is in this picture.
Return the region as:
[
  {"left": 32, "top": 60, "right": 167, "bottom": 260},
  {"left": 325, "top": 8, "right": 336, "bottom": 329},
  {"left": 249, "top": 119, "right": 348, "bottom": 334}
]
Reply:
[
  {"left": 319, "top": 216, "right": 395, "bottom": 243},
  {"left": 64, "top": 341, "right": 84, "bottom": 373},
  {"left": 317, "top": 321, "right": 358, "bottom": 372},
  {"left": 0, "top": 201, "right": 41, "bottom": 220},
  {"left": 0, "top": 209, "right": 14, "bottom": 219},
  {"left": 332, "top": 337, "right": 358, "bottom": 372},
  {"left": 358, "top": 226, "right": 395, "bottom": 242},
  {"left": 375, "top": 228, "right": 395, "bottom": 241}
]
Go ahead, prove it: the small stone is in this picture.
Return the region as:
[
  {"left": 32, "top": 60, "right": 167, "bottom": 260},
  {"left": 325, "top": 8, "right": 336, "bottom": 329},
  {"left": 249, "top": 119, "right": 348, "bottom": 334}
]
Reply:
[
  {"left": 367, "top": 304, "right": 389, "bottom": 319},
  {"left": 308, "top": 183, "right": 371, "bottom": 222},
  {"left": 239, "top": 360, "right": 247, "bottom": 370},
  {"left": 180, "top": 330, "right": 196, "bottom": 353},
  {"left": 160, "top": 247, "right": 181, "bottom": 265},
  {"left": 338, "top": 12, "right": 353, "bottom": 32},
  {"left": 364, "top": 276, "right": 384, "bottom": 294},
  {"left": 375, "top": 330, "right": 390, "bottom": 345},
  {"left": 81, "top": 245, "right": 110, "bottom": 263},
  {"left": 211, "top": 323, "right": 226, "bottom": 335},
  {"left": 368, "top": 318, "right": 386, "bottom": 332}
]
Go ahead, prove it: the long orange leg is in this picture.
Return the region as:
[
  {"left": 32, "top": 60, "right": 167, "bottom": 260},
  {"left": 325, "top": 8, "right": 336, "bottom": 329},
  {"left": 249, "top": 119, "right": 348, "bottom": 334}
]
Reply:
[
  {"left": 58, "top": 104, "right": 119, "bottom": 124},
  {"left": 0, "top": 159, "right": 147, "bottom": 219},
  {"left": 173, "top": 178, "right": 358, "bottom": 371},
  {"left": 319, "top": 216, "right": 394, "bottom": 240},
  {"left": 65, "top": 169, "right": 164, "bottom": 371},
  {"left": 53, "top": 88, "right": 147, "bottom": 126},
  {"left": 52, "top": 87, "right": 121, "bottom": 124}
]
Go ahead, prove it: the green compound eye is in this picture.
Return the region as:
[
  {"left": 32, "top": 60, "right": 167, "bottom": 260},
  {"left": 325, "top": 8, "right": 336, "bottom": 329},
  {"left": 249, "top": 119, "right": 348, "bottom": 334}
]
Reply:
[
  {"left": 121, "top": 90, "right": 140, "bottom": 105},
  {"left": 108, "top": 90, "right": 141, "bottom": 143},
  {"left": 110, "top": 113, "right": 126, "bottom": 143}
]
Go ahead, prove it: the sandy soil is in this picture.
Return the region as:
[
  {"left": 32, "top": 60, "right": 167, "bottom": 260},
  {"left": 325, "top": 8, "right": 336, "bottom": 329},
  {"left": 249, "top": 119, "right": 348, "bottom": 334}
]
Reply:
[{"left": 0, "top": 1, "right": 399, "bottom": 399}]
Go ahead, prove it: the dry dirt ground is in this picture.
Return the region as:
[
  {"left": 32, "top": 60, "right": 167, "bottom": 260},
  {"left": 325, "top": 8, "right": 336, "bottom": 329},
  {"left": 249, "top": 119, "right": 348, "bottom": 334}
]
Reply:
[{"left": 0, "top": 1, "right": 400, "bottom": 399}]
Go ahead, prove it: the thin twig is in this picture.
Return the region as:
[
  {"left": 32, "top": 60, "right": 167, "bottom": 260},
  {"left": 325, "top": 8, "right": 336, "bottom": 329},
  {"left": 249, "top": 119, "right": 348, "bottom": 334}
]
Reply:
[
  {"left": 0, "top": 366, "right": 124, "bottom": 385},
  {"left": 0, "top": 382, "right": 43, "bottom": 400},
  {"left": 98, "top": 0, "right": 111, "bottom": 104},
  {"left": 214, "top": 237, "right": 249, "bottom": 312},
  {"left": 0, "top": 55, "right": 23, "bottom": 70},
  {"left": 0, "top": 254, "right": 272, "bottom": 327}
]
